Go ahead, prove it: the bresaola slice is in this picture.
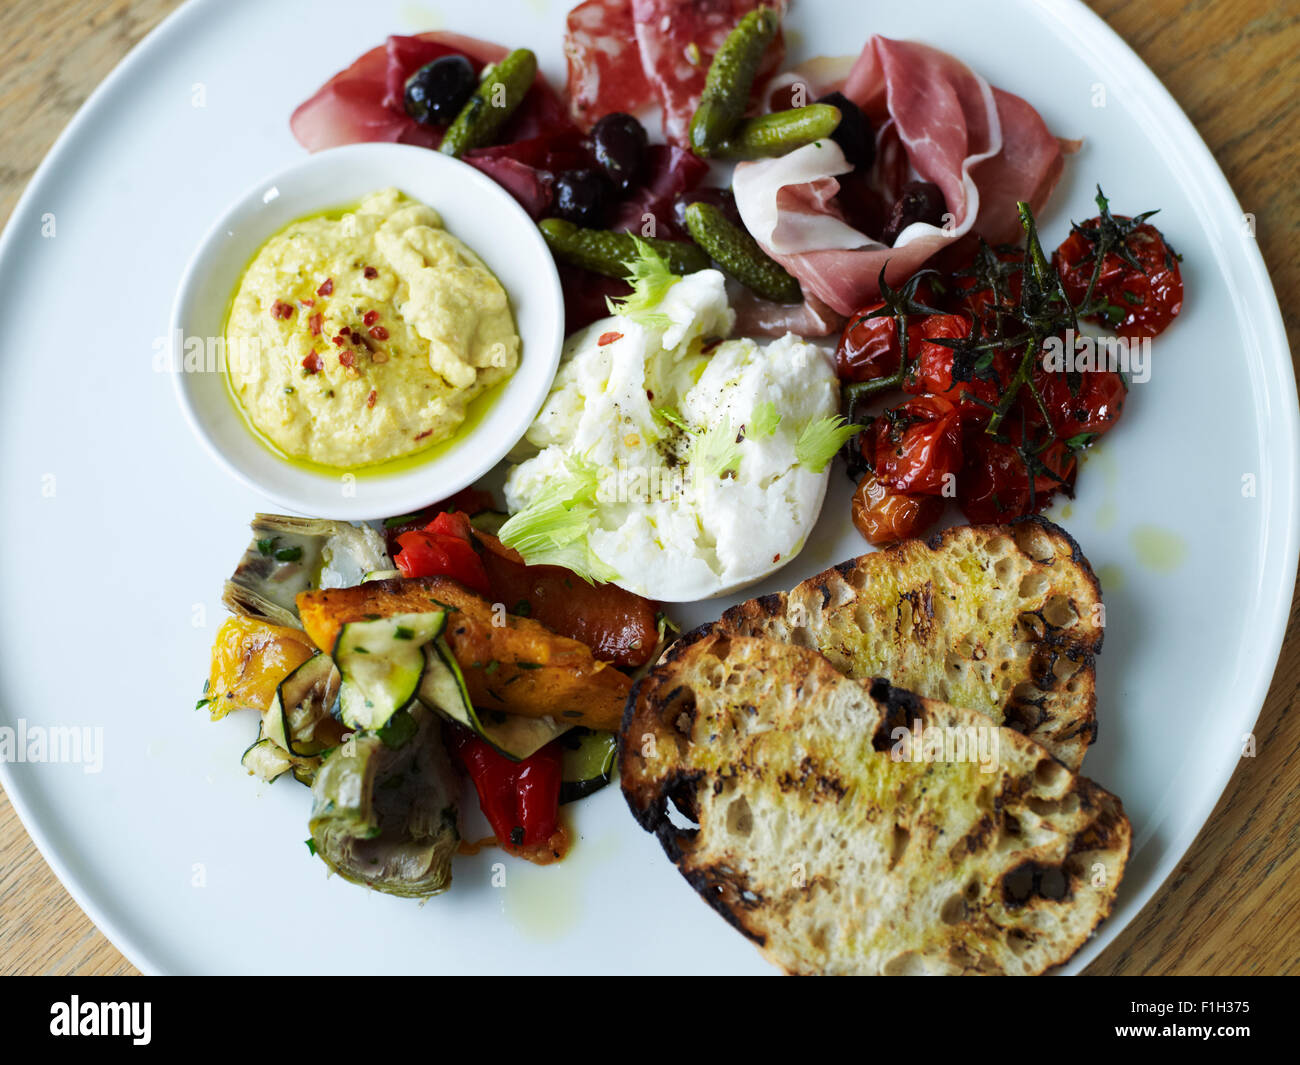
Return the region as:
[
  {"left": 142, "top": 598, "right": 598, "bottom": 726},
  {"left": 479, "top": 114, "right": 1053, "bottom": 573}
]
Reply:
[
  {"left": 290, "top": 32, "right": 575, "bottom": 153},
  {"left": 290, "top": 42, "right": 411, "bottom": 151},
  {"left": 610, "top": 145, "right": 709, "bottom": 240},
  {"left": 732, "top": 36, "right": 1068, "bottom": 315}
]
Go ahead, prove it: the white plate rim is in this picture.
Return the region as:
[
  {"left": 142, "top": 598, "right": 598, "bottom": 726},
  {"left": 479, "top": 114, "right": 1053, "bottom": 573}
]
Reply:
[{"left": 0, "top": 0, "right": 1295, "bottom": 976}]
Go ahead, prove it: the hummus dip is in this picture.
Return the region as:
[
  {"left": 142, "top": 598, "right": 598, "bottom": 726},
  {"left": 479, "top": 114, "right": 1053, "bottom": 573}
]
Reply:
[{"left": 226, "top": 187, "right": 520, "bottom": 468}]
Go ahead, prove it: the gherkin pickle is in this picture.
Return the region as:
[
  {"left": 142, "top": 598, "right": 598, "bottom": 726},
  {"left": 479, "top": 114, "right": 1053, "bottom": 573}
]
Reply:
[
  {"left": 539, "top": 218, "right": 712, "bottom": 278},
  {"left": 684, "top": 201, "right": 802, "bottom": 304},
  {"left": 688, "top": 7, "right": 780, "bottom": 158},
  {"left": 439, "top": 48, "right": 537, "bottom": 158},
  {"left": 715, "top": 103, "right": 842, "bottom": 160}
]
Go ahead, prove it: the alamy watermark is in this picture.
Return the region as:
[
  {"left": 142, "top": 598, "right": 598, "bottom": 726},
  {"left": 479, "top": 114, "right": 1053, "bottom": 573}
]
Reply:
[
  {"left": 0, "top": 719, "right": 103, "bottom": 773},
  {"left": 889, "top": 718, "right": 1000, "bottom": 775},
  {"left": 153, "top": 330, "right": 261, "bottom": 374},
  {"left": 1042, "top": 329, "right": 1152, "bottom": 384}
]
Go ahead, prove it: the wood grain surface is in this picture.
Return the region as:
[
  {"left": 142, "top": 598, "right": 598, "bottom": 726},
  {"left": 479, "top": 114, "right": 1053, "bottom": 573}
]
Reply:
[{"left": 0, "top": 0, "right": 1296, "bottom": 976}]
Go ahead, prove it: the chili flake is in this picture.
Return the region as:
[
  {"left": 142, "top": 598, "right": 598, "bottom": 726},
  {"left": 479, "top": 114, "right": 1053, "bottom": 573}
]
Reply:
[
  {"left": 369, "top": 325, "right": 389, "bottom": 341},
  {"left": 270, "top": 300, "right": 295, "bottom": 320},
  {"left": 366, "top": 389, "right": 377, "bottom": 408},
  {"left": 363, "top": 310, "right": 379, "bottom": 327},
  {"left": 308, "top": 312, "right": 323, "bottom": 336},
  {"left": 598, "top": 331, "right": 623, "bottom": 346},
  {"left": 301, "top": 352, "right": 323, "bottom": 374},
  {"left": 316, "top": 278, "right": 334, "bottom": 297},
  {"left": 339, "top": 350, "right": 356, "bottom": 369},
  {"left": 363, "top": 266, "right": 379, "bottom": 279}
]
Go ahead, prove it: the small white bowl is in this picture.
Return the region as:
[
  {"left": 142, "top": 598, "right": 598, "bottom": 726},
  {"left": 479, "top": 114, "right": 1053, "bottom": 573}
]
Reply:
[{"left": 170, "top": 143, "right": 563, "bottom": 520}]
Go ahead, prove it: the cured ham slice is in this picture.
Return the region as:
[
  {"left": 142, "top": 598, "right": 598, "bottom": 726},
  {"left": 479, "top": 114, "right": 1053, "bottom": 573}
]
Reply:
[
  {"left": 564, "top": 0, "right": 656, "bottom": 128},
  {"left": 629, "top": 0, "right": 788, "bottom": 146},
  {"left": 291, "top": 32, "right": 574, "bottom": 153},
  {"left": 732, "top": 36, "right": 1067, "bottom": 315}
]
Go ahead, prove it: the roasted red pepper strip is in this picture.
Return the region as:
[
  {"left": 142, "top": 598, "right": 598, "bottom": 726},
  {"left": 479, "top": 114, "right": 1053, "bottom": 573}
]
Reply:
[
  {"left": 393, "top": 510, "right": 492, "bottom": 596},
  {"left": 450, "top": 729, "right": 562, "bottom": 851},
  {"left": 384, "top": 494, "right": 660, "bottom": 665},
  {"left": 382, "top": 488, "right": 498, "bottom": 555}
]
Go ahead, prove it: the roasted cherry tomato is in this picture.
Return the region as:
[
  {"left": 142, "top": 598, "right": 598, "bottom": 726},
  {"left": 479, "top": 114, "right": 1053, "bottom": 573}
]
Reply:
[
  {"left": 902, "top": 313, "right": 1008, "bottom": 418},
  {"left": 957, "top": 430, "right": 1076, "bottom": 525},
  {"left": 1032, "top": 365, "right": 1127, "bottom": 443},
  {"left": 393, "top": 509, "right": 492, "bottom": 596},
  {"left": 837, "top": 277, "right": 945, "bottom": 384},
  {"left": 1054, "top": 218, "right": 1183, "bottom": 338},
  {"left": 952, "top": 245, "right": 1023, "bottom": 333},
  {"left": 836, "top": 301, "right": 910, "bottom": 383},
  {"left": 450, "top": 729, "right": 564, "bottom": 855},
  {"left": 870, "top": 394, "right": 963, "bottom": 496},
  {"left": 851, "top": 471, "right": 945, "bottom": 546}
]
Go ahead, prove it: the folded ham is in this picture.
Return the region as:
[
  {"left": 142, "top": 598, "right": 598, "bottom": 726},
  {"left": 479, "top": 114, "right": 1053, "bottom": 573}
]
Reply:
[{"left": 732, "top": 36, "right": 1068, "bottom": 316}]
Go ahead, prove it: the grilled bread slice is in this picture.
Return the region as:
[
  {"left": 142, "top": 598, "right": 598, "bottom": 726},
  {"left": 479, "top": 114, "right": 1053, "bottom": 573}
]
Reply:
[
  {"left": 706, "top": 517, "right": 1103, "bottom": 770},
  {"left": 621, "top": 633, "right": 1130, "bottom": 976}
]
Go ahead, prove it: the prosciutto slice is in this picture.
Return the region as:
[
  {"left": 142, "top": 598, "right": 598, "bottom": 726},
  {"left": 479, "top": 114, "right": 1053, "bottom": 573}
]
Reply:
[
  {"left": 732, "top": 36, "right": 1068, "bottom": 316},
  {"left": 291, "top": 32, "right": 575, "bottom": 153}
]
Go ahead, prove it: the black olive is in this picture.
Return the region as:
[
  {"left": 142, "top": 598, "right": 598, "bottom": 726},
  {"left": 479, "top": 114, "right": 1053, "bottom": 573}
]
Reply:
[
  {"left": 403, "top": 55, "right": 477, "bottom": 125},
  {"left": 880, "top": 181, "right": 947, "bottom": 245},
  {"left": 817, "top": 91, "right": 875, "bottom": 170},
  {"left": 590, "top": 112, "right": 648, "bottom": 191},
  {"left": 552, "top": 168, "right": 613, "bottom": 228}
]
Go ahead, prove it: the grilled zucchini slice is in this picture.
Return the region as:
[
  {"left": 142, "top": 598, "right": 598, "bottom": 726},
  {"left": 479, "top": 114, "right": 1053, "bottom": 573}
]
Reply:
[
  {"left": 334, "top": 611, "right": 445, "bottom": 730},
  {"left": 418, "top": 637, "right": 568, "bottom": 760}
]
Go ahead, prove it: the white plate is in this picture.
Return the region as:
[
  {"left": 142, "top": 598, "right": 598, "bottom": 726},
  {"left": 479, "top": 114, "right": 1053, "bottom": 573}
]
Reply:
[{"left": 0, "top": 0, "right": 1294, "bottom": 975}]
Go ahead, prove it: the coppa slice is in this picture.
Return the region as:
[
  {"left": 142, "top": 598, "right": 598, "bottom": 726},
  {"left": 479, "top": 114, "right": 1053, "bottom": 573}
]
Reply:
[
  {"left": 297, "top": 577, "right": 630, "bottom": 731},
  {"left": 704, "top": 518, "right": 1102, "bottom": 769},
  {"left": 621, "top": 633, "right": 1131, "bottom": 975}
]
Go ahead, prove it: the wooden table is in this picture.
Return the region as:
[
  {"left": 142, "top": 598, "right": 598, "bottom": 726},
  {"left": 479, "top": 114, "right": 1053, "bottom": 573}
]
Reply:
[{"left": 0, "top": 0, "right": 1296, "bottom": 977}]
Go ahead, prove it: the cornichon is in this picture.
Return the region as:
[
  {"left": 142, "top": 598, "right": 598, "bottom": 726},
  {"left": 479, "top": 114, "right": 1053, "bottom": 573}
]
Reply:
[
  {"left": 716, "top": 104, "right": 841, "bottom": 159},
  {"left": 439, "top": 48, "right": 536, "bottom": 158},
  {"left": 683, "top": 201, "right": 802, "bottom": 303},
  {"left": 688, "top": 6, "right": 780, "bottom": 157},
  {"left": 539, "top": 218, "right": 711, "bottom": 278}
]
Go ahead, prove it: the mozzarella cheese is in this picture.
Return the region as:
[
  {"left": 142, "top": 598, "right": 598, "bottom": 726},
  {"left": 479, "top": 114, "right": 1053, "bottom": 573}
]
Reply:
[{"left": 504, "top": 270, "right": 839, "bottom": 602}]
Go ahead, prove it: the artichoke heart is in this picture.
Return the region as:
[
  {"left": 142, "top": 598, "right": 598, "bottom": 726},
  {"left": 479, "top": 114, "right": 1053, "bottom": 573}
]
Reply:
[
  {"left": 223, "top": 514, "right": 391, "bottom": 629},
  {"left": 308, "top": 707, "right": 459, "bottom": 898}
]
